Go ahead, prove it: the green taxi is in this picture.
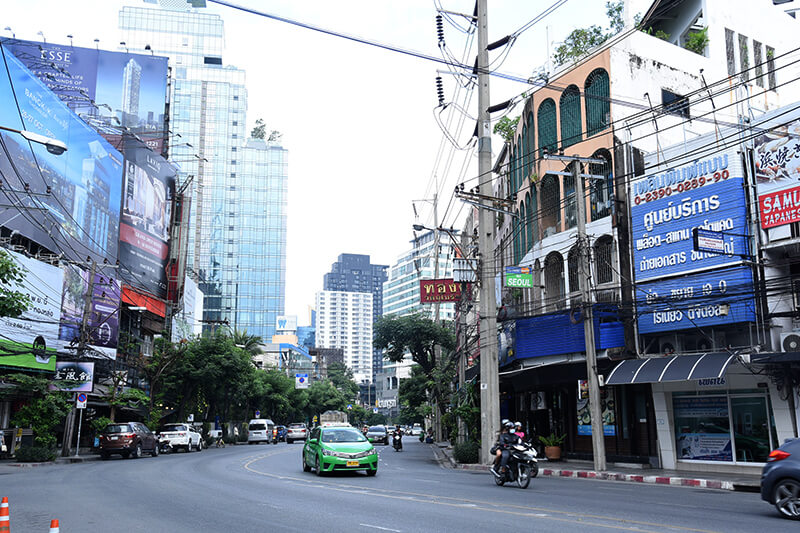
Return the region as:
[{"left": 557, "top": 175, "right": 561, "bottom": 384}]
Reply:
[{"left": 302, "top": 424, "right": 378, "bottom": 476}]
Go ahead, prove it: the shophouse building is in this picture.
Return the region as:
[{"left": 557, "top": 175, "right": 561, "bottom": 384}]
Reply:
[{"left": 492, "top": 0, "right": 798, "bottom": 467}]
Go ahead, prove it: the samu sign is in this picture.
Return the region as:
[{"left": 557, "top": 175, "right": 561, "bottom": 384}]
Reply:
[
  {"left": 419, "top": 279, "right": 461, "bottom": 303},
  {"left": 505, "top": 273, "right": 533, "bottom": 288}
]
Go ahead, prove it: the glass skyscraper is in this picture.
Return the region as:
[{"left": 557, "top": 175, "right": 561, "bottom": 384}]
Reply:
[{"left": 120, "top": 1, "right": 287, "bottom": 339}]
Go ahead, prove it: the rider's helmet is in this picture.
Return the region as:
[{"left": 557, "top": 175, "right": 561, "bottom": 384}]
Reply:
[
  {"left": 515, "top": 421, "right": 522, "bottom": 428},
  {"left": 504, "top": 421, "right": 515, "bottom": 429},
  {"left": 501, "top": 418, "right": 510, "bottom": 426}
]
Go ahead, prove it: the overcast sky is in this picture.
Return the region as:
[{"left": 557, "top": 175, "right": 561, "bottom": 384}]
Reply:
[{"left": 4, "top": 0, "right": 650, "bottom": 326}]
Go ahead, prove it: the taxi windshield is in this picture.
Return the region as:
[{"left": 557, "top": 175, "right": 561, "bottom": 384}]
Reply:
[{"left": 321, "top": 428, "right": 367, "bottom": 443}]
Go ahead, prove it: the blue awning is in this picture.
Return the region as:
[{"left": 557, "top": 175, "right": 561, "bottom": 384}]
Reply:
[{"left": 605, "top": 353, "right": 736, "bottom": 385}]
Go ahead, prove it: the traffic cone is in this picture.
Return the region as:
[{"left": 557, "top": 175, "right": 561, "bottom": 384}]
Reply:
[
  {"left": 48, "top": 519, "right": 59, "bottom": 532},
  {"left": 0, "top": 496, "right": 9, "bottom": 533}
]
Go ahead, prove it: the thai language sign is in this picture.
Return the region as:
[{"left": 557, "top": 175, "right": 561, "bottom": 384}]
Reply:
[
  {"left": 636, "top": 266, "right": 755, "bottom": 334},
  {"left": 419, "top": 279, "right": 461, "bottom": 303},
  {"left": 630, "top": 150, "right": 749, "bottom": 282}
]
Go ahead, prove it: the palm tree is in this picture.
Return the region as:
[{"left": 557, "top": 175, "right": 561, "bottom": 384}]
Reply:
[{"left": 232, "top": 329, "right": 263, "bottom": 355}]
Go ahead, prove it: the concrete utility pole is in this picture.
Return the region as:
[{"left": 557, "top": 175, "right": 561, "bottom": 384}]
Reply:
[
  {"left": 476, "top": 0, "right": 500, "bottom": 465},
  {"left": 546, "top": 155, "right": 607, "bottom": 471}
]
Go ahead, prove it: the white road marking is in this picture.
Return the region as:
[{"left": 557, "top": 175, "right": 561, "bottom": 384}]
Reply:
[{"left": 360, "top": 524, "right": 401, "bottom": 532}]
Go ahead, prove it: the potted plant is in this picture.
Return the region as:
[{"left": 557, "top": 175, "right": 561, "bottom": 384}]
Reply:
[{"left": 540, "top": 432, "right": 565, "bottom": 461}]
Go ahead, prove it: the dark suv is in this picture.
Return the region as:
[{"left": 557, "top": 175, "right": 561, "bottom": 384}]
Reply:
[
  {"left": 99, "top": 422, "right": 159, "bottom": 460},
  {"left": 761, "top": 437, "right": 800, "bottom": 520}
]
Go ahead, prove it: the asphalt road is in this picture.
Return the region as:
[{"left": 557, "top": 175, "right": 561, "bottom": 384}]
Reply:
[{"left": 0, "top": 438, "right": 792, "bottom": 532}]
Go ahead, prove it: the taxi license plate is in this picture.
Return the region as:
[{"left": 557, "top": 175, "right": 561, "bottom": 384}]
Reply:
[{"left": 346, "top": 460, "right": 359, "bottom": 467}]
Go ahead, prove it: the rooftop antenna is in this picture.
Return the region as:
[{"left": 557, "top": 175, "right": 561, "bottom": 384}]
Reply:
[{"left": 37, "top": 31, "right": 46, "bottom": 43}]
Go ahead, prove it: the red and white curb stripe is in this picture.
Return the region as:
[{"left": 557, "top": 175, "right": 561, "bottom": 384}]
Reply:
[{"left": 539, "top": 468, "right": 735, "bottom": 490}]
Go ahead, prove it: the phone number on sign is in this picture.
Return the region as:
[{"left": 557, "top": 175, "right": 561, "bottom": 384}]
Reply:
[{"left": 633, "top": 170, "right": 730, "bottom": 205}]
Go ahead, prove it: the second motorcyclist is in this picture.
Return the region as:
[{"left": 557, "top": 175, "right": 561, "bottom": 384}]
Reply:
[{"left": 491, "top": 420, "right": 520, "bottom": 476}]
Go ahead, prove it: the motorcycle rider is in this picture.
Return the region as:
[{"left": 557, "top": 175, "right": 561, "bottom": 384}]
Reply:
[
  {"left": 491, "top": 421, "right": 519, "bottom": 476},
  {"left": 513, "top": 421, "right": 525, "bottom": 441},
  {"left": 392, "top": 427, "right": 403, "bottom": 450}
]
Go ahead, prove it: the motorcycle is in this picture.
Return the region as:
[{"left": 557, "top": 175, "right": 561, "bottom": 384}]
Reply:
[
  {"left": 492, "top": 441, "right": 538, "bottom": 489},
  {"left": 158, "top": 436, "right": 173, "bottom": 454},
  {"left": 392, "top": 433, "right": 403, "bottom": 451}
]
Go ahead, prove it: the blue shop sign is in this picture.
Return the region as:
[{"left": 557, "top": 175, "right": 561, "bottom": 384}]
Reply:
[
  {"left": 636, "top": 266, "right": 756, "bottom": 334},
  {"left": 630, "top": 151, "right": 749, "bottom": 282}
]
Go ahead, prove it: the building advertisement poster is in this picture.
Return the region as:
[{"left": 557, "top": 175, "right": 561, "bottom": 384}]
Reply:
[
  {"left": 577, "top": 387, "right": 616, "bottom": 436},
  {"left": 636, "top": 266, "right": 756, "bottom": 334},
  {"left": 0, "top": 250, "right": 62, "bottom": 371},
  {"left": 0, "top": 48, "right": 123, "bottom": 264},
  {"left": 673, "top": 396, "right": 733, "bottom": 461},
  {"left": 630, "top": 148, "right": 749, "bottom": 282},
  {"left": 2, "top": 38, "right": 169, "bottom": 153},
  {"left": 753, "top": 109, "right": 800, "bottom": 229},
  {"left": 58, "top": 263, "right": 121, "bottom": 360},
  {"left": 119, "top": 136, "right": 175, "bottom": 299},
  {"left": 52, "top": 361, "right": 94, "bottom": 392}
]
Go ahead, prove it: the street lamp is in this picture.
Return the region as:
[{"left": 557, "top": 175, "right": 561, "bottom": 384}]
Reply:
[{"left": 0, "top": 125, "right": 67, "bottom": 155}]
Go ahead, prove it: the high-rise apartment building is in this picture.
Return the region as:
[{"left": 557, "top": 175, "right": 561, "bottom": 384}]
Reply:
[
  {"left": 121, "top": 58, "right": 142, "bottom": 124},
  {"left": 119, "top": 1, "right": 287, "bottom": 339},
  {"left": 383, "top": 230, "right": 455, "bottom": 321},
  {"left": 315, "top": 290, "right": 373, "bottom": 384},
  {"left": 323, "top": 254, "right": 387, "bottom": 377}
]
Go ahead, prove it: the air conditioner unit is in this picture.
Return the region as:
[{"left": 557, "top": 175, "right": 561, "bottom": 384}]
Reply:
[
  {"left": 659, "top": 336, "right": 680, "bottom": 355},
  {"left": 780, "top": 332, "right": 800, "bottom": 352}
]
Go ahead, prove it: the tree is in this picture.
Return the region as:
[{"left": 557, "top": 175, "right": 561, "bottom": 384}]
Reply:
[
  {"left": 0, "top": 249, "right": 31, "bottom": 318},
  {"left": 493, "top": 115, "right": 519, "bottom": 144},
  {"left": 326, "top": 361, "right": 359, "bottom": 402},
  {"left": 231, "top": 328, "right": 263, "bottom": 356},
  {"left": 306, "top": 380, "right": 345, "bottom": 420},
  {"left": 251, "top": 118, "right": 266, "bottom": 139},
  {"left": 4, "top": 374, "right": 71, "bottom": 451},
  {"left": 374, "top": 314, "right": 455, "bottom": 438},
  {"left": 552, "top": 1, "right": 625, "bottom": 67},
  {"left": 397, "top": 364, "right": 429, "bottom": 425}
]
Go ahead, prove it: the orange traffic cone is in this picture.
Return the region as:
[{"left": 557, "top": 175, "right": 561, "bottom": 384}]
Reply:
[
  {"left": 0, "top": 496, "right": 9, "bottom": 533},
  {"left": 48, "top": 519, "right": 59, "bottom": 532}
]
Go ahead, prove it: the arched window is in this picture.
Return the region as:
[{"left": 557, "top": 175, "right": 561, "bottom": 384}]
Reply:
[
  {"left": 540, "top": 174, "right": 560, "bottom": 238},
  {"left": 567, "top": 245, "right": 581, "bottom": 295},
  {"left": 560, "top": 85, "right": 582, "bottom": 149},
  {"left": 563, "top": 162, "right": 578, "bottom": 229},
  {"left": 590, "top": 149, "right": 613, "bottom": 221},
  {"left": 515, "top": 134, "right": 522, "bottom": 191},
  {"left": 537, "top": 98, "right": 558, "bottom": 157},
  {"left": 594, "top": 236, "right": 614, "bottom": 285},
  {"left": 519, "top": 198, "right": 527, "bottom": 259},
  {"left": 544, "top": 252, "right": 565, "bottom": 310},
  {"left": 533, "top": 259, "right": 542, "bottom": 308},
  {"left": 513, "top": 209, "right": 520, "bottom": 264},
  {"left": 507, "top": 147, "right": 514, "bottom": 195},
  {"left": 521, "top": 124, "right": 529, "bottom": 183},
  {"left": 526, "top": 111, "right": 535, "bottom": 178},
  {"left": 585, "top": 68, "right": 610, "bottom": 136},
  {"left": 526, "top": 190, "right": 536, "bottom": 250}
]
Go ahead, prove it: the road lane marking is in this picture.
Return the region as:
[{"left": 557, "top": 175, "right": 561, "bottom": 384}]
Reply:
[
  {"left": 360, "top": 524, "right": 401, "bottom": 532},
  {"left": 242, "top": 454, "right": 722, "bottom": 533}
]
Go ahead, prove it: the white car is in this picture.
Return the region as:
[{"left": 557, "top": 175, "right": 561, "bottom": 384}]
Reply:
[
  {"left": 286, "top": 423, "right": 308, "bottom": 443},
  {"left": 159, "top": 423, "right": 203, "bottom": 452}
]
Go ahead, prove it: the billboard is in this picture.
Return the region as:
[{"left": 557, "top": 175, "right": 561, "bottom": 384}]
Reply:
[
  {"left": 172, "top": 275, "right": 204, "bottom": 342},
  {"left": 630, "top": 149, "right": 749, "bottom": 282},
  {"left": 52, "top": 361, "right": 94, "bottom": 392},
  {"left": 0, "top": 250, "right": 62, "bottom": 371},
  {"left": 1, "top": 38, "right": 169, "bottom": 153},
  {"left": 419, "top": 279, "right": 461, "bottom": 303},
  {"left": 0, "top": 47, "right": 123, "bottom": 263},
  {"left": 58, "top": 262, "right": 121, "bottom": 360},
  {"left": 753, "top": 109, "right": 800, "bottom": 229},
  {"left": 119, "top": 136, "right": 175, "bottom": 299}
]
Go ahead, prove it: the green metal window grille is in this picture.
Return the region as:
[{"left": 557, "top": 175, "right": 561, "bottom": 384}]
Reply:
[
  {"left": 516, "top": 134, "right": 523, "bottom": 191},
  {"left": 560, "top": 85, "right": 582, "bottom": 149},
  {"left": 544, "top": 252, "right": 565, "bottom": 309},
  {"left": 513, "top": 209, "right": 520, "bottom": 264},
  {"left": 522, "top": 124, "right": 530, "bottom": 183},
  {"left": 537, "top": 99, "right": 558, "bottom": 157},
  {"left": 590, "top": 151, "right": 613, "bottom": 221},
  {"left": 567, "top": 246, "right": 580, "bottom": 294},
  {"left": 540, "top": 173, "right": 560, "bottom": 238},
  {"left": 519, "top": 198, "right": 527, "bottom": 258},
  {"left": 526, "top": 111, "right": 535, "bottom": 179},
  {"left": 508, "top": 147, "right": 515, "bottom": 195},
  {"left": 526, "top": 190, "right": 536, "bottom": 250},
  {"left": 585, "top": 68, "right": 610, "bottom": 137},
  {"left": 563, "top": 163, "right": 577, "bottom": 230}
]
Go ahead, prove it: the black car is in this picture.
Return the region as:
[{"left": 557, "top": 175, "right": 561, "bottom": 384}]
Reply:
[{"left": 761, "top": 437, "right": 800, "bottom": 520}]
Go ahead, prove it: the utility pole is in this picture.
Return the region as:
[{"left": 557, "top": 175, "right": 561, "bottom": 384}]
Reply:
[
  {"left": 547, "top": 154, "right": 607, "bottom": 471},
  {"left": 476, "top": 0, "right": 500, "bottom": 465}
]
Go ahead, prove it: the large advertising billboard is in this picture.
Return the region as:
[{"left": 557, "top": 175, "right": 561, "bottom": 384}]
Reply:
[
  {"left": 1, "top": 38, "right": 169, "bottom": 153},
  {"left": 0, "top": 250, "right": 62, "bottom": 371},
  {"left": 58, "top": 263, "right": 121, "bottom": 360},
  {"left": 0, "top": 46, "right": 123, "bottom": 264},
  {"left": 119, "top": 136, "right": 175, "bottom": 299},
  {"left": 753, "top": 107, "right": 800, "bottom": 229}
]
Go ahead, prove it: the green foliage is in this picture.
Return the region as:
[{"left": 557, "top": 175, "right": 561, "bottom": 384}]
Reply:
[
  {"left": 4, "top": 374, "right": 72, "bottom": 450},
  {"left": 14, "top": 446, "right": 56, "bottom": 462},
  {"left": 540, "top": 432, "right": 566, "bottom": 447},
  {"left": 366, "top": 412, "right": 386, "bottom": 426},
  {"left": 644, "top": 27, "right": 671, "bottom": 41},
  {"left": 232, "top": 329, "right": 263, "bottom": 355},
  {"left": 327, "top": 361, "right": 359, "bottom": 402},
  {"left": 493, "top": 115, "right": 519, "bottom": 143},
  {"left": 398, "top": 364, "right": 432, "bottom": 424},
  {"left": 251, "top": 118, "right": 266, "bottom": 139},
  {"left": 452, "top": 441, "right": 480, "bottom": 464},
  {"left": 0, "top": 249, "right": 31, "bottom": 318},
  {"left": 552, "top": 1, "right": 626, "bottom": 67},
  {"left": 684, "top": 27, "right": 709, "bottom": 55},
  {"left": 91, "top": 416, "right": 113, "bottom": 434}
]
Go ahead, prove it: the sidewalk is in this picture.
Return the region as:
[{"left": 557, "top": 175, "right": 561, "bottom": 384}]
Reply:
[{"left": 430, "top": 443, "right": 761, "bottom": 492}]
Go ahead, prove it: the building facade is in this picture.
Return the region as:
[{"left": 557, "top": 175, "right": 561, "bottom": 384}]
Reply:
[
  {"left": 323, "top": 254, "right": 387, "bottom": 377},
  {"left": 315, "top": 290, "right": 374, "bottom": 384},
  {"left": 119, "top": 2, "right": 287, "bottom": 339}
]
